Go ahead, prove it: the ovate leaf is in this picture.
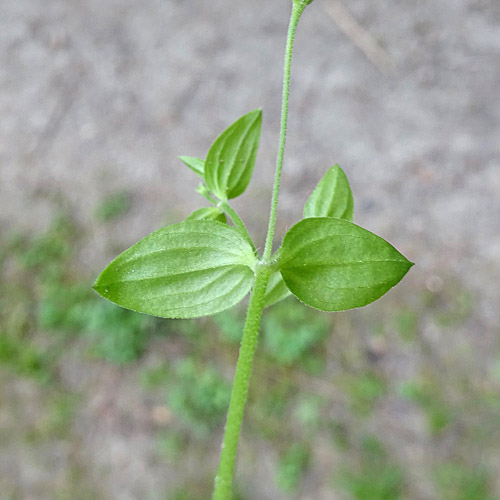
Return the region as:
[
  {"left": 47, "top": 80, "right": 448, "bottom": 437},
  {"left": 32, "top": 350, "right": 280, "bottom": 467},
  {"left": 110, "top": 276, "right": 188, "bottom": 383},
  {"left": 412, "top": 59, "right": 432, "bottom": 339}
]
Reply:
[
  {"left": 205, "top": 109, "right": 262, "bottom": 199},
  {"left": 94, "top": 221, "right": 256, "bottom": 319},
  {"left": 263, "top": 270, "right": 291, "bottom": 308},
  {"left": 278, "top": 217, "right": 413, "bottom": 311},
  {"left": 179, "top": 156, "right": 205, "bottom": 177},
  {"left": 186, "top": 207, "right": 227, "bottom": 224},
  {"left": 304, "top": 165, "right": 354, "bottom": 221}
]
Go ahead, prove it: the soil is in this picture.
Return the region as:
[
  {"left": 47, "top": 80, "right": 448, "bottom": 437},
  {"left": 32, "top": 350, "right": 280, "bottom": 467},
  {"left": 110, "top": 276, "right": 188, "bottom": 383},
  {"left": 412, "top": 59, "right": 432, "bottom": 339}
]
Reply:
[{"left": 1, "top": 0, "right": 499, "bottom": 498}]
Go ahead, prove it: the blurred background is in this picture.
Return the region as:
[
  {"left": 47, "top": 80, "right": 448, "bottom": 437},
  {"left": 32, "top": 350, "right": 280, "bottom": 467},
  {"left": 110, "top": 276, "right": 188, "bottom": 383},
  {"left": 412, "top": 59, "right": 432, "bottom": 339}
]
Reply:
[{"left": 1, "top": 0, "right": 499, "bottom": 499}]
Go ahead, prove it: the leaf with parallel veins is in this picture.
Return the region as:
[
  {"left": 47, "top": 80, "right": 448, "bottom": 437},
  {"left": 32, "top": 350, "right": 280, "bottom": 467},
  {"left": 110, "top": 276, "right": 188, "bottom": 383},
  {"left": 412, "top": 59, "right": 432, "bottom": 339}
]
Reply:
[
  {"left": 278, "top": 217, "right": 413, "bottom": 312},
  {"left": 204, "top": 110, "right": 262, "bottom": 200},
  {"left": 303, "top": 164, "right": 354, "bottom": 221},
  {"left": 94, "top": 220, "right": 257, "bottom": 319}
]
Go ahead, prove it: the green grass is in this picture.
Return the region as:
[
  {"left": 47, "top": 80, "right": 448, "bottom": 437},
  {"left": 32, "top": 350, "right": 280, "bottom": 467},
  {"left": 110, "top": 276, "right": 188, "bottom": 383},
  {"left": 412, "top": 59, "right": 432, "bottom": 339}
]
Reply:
[
  {"left": 434, "top": 463, "right": 498, "bottom": 500},
  {"left": 2, "top": 206, "right": 499, "bottom": 500},
  {"left": 292, "top": 393, "right": 325, "bottom": 433},
  {"left": 24, "top": 392, "right": 79, "bottom": 442},
  {"left": 399, "top": 379, "right": 454, "bottom": 435},
  {"left": 261, "top": 299, "right": 329, "bottom": 370},
  {"left": 141, "top": 362, "right": 171, "bottom": 390},
  {"left": 94, "top": 190, "right": 132, "bottom": 222},
  {"left": 336, "top": 436, "right": 404, "bottom": 500},
  {"left": 345, "top": 371, "right": 386, "bottom": 417},
  {"left": 1, "top": 211, "right": 165, "bottom": 368},
  {"left": 247, "top": 375, "right": 294, "bottom": 440},
  {"left": 167, "top": 488, "right": 245, "bottom": 500},
  {"left": 213, "top": 308, "right": 245, "bottom": 344},
  {"left": 167, "top": 358, "right": 231, "bottom": 437},
  {"left": 0, "top": 328, "right": 55, "bottom": 383},
  {"left": 275, "top": 442, "right": 310, "bottom": 493},
  {"left": 213, "top": 298, "right": 330, "bottom": 372},
  {"left": 393, "top": 308, "right": 419, "bottom": 342},
  {"left": 157, "top": 429, "right": 188, "bottom": 463}
]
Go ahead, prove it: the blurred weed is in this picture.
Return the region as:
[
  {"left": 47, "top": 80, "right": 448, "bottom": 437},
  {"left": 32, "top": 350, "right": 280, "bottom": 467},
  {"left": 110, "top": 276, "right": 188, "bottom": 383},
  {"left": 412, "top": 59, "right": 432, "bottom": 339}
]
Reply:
[
  {"left": 25, "top": 392, "right": 79, "bottom": 442},
  {"left": 214, "top": 299, "right": 330, "bottom": 373},
  {"left": 434, "top": 463, "right": 498, "bottom": 500},
  {"left": 49, "top": 463, "right": 102, "bottom": 500},
  {"left": 292, "top": 393, "right": 325, "bottom": 433},
  {"left": 393, "top": 308, "right": 418, "bottom": 342},
  {"left": 0, "top": 269, "right": 55, "bottom": 383},
  {"left": 168, "top": 492, "right": 200, "bottom": 500},
  {"left": 423, "top": 282, "right": 474, "bottom": 328},
  {"left": 2, "top": 207, "right": 497, "bottom": 500},
  {"left": 329, "top": 421, "right": 350, "bottom": 450},
  {"left": 167, "top": 358, "right": 230, "bottom": 437},
  {"left": 18, "top": 213, "right": 74, "bottom": 280},
  {"left": 84, "top": 301, "right": 154, "bottom": 363},
  {"left": 247, "top": 376, "right": 293, "bottom": 440},
  {"left": 39, "top": 281, "right": 155, "bottom": 363},
  {"left": 213, "top": 308, "right": 245, "bottom": 344},
  {"left": 344, "top": 371, "right": 386, "bottom": 417},
  {"left": 261, "top": 299, "right": 329, "bottom": 370},
  {"left": 141, "top": 362, "right": 171, "bottom": 390},
  {"left": 157, "top": 429, "right": 188, "bottom": 464},
  {"left": 94, "top": 190, "right": 132, "bottom": 222},
  {"left": 167, "top": 488, "right": 244, "bottom": 500},
  {"left": 336, "top": 436, "right": 404, "bottom": 500},
  {"left": 0, "top": 212, "right": 163, "bottom": 370},
  {"left": 435, "top": 289, "right": 474, "bottom": 327},
  {"left": 399, "top": 379, "right": 453, "bottom": 435},
  {"left": 275, "top": 442, "right": 310, "bottom": 493},
  {"left": 176, "top": 318, "right": 207, "bottom": 343},
  {"left": 40, "top": 391, "right": 79, "bottom": 438},
  {"left": 0, "top": 327, "right": 55, "bottom": 383}
]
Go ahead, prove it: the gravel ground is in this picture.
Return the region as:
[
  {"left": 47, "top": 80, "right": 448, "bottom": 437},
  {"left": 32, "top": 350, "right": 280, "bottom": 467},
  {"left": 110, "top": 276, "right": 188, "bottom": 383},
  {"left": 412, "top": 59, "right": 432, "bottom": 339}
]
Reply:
[{"left": 1, "top": 0, "right": 499, "bottom": 498}]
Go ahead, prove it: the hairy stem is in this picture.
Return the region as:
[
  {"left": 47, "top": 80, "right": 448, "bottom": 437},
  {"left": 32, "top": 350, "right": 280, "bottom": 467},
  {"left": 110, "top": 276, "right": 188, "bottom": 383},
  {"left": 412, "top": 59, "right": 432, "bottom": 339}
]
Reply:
[
  {"left": 263, "top": 1, "right": 306, "bottom": 262},
  {"left": 212, "top": 3, "right": 306, "bottom": 499},
  {"left": 212, "top": 265, "right": 272, "bottom": 500}
]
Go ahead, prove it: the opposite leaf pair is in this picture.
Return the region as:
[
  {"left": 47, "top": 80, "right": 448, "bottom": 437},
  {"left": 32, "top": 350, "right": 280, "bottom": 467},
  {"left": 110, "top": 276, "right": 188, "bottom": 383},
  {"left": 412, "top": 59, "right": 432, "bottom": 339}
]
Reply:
[{"left": 94, "top": 111, "right": 413, "bottom": 319}]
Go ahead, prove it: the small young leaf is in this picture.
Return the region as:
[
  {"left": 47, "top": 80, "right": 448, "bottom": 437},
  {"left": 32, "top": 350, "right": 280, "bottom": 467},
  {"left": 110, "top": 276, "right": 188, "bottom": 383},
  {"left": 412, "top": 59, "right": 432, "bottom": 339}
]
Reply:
[
  {"left": 278, "top": 217, "right": 413, "bottom": 312},
  {"left": 263, "top": 270, "right": 291, "bottom": 308},
  {"left": 205, "top": 109, "right": 262, "bottom": 200},
  {"left": 303, "top": 165, "right": 354, "bottom": 221},
  {"left": 186, "top": 207, "right": 227, "bottom": 224},
  {"left": 179, "top": 156, "right": 205, "bottom": 177},
  {"left": 94, "top": 221, "right": 257, "bottom": 319}
]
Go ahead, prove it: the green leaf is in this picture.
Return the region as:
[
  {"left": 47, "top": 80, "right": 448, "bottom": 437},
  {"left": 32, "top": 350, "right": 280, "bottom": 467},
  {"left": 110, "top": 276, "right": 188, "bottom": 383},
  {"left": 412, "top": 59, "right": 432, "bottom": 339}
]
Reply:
[
  {"left": 263, "top": 270, "right": 291, "bottom": 308},
  {"left": 186, "top": 207, "right": 227, "bottom": 224},
  {"left": 205, "top": 109, "right": 262, "bottom": 199},
  {"left": 179, "top": 156, "right": 205, "bottom": 177},
  {"left": 93, "top": 221, "right": 257, "bottom": 319},
  {"left": 278, "top": 217, "right": 413, "bottom": 312},
  {"left": 304, "top": 165, "right": 354, "bottom": 221}
]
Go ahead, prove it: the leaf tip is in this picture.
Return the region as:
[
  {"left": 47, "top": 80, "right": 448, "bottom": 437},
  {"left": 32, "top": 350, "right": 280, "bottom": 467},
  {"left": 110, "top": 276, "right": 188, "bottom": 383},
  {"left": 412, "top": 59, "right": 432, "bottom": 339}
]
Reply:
[
  {"left": 178, "top": 155, "right": 193, "bottom": 165},
  {"left": 92, "top": 285, "right": 104, "bottom": 299},
  {"left": 92, "top": 273, "right": 109, "bottom": 298},
  {"left": 251, "top": 108, "right": 263, "bottom": 119}
]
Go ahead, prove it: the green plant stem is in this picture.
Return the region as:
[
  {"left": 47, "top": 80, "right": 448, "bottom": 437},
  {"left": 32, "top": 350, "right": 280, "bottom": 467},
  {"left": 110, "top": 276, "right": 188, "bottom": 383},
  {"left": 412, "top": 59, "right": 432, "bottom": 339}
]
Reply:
[
  {"left": 197, "top": 184, "right": 219, "bottom": 205},
  {"left": 212, "top": 4, "right": 306, "bottom": 499},
  {"left": 212, "top": 265, "right": 272, "bottom": 500},
  {"left": 197, "top": 184, "right": 255, "bottom": 251},
  {"left": 263, "top": 1, "right": 305, "bottom": 262},
  {"left": 219, "top": 200, "right": 256, "bottom": 252}
]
